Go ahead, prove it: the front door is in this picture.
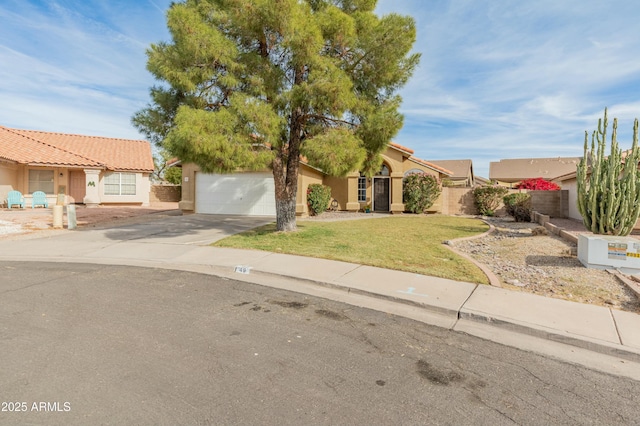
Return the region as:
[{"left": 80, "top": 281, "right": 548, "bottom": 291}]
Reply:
[
  {"left": 373, "top": 178, "right": 390, "bottom": 212},
  {"left": 69, "top": 171, "right": 86, "bottom": 204}
]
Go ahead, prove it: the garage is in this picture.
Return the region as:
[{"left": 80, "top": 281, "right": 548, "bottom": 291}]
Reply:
[{"left": 195, "top": 172, "right": 276, "bottom": 216}]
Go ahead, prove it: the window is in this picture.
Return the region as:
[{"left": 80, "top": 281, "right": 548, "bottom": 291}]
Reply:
[
  {"left": 29, "top": 170, "right": 54, "bottom": 194},
  {"left": 104, "top": 172, "right": 136, "bottom": 195},
  {"left": 378, "top": 164, "right": 390, "bottom": 176},
  {"left": 404, "top": 168, "right": 424, "bottom": 177},
  {"left": 358, "top": 173, "right": 367, "bottom": 202}
]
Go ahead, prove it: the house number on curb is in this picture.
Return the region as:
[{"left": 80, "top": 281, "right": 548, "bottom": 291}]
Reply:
[
  {"left": 397, "top": 287, "right": 429, "bottom": 298},
  {"left": 234, "top": 265, "right": 252, "bottom": 274}
]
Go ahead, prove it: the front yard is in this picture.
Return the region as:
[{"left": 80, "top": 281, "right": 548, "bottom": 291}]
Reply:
[{"left": 213, "top": 215, "right": 490, "bottom": 284}]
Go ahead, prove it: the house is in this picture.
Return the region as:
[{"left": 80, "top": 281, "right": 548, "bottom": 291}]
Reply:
[
  {"left": 489, "top": 157, "right": 580, "bottom": 188},
  {"left": 474, "top": 175, "right": 490, "bottom": 186},
  {"left": 0, "top": 126, "right": 154, "bottom": 207},
  {"left": 429, "top": 159, "right": 475, "bottom": 187},
  {"left": 177, "top": 143, "right": 453, "bottom": 216}
]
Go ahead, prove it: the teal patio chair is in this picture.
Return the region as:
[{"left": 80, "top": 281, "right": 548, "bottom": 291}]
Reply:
[
  {"left": 31, "top": 191, "right": 49, "bottom": 208},
  {"left": 7, "top": 190, "right": 25, "bottom": 209}
]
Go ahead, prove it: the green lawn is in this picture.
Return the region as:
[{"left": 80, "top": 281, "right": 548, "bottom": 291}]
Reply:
[{"left": 213, "top": 215, "right": 490, "bottom": 284}]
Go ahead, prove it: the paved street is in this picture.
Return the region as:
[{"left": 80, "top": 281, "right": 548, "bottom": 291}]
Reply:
[{"left": 1, "top": 262, "right": 639, "bottom": 425}]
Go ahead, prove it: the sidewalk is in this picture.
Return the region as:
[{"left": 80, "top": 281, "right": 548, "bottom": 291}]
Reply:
[{"left": 0, "top": 215, "right": 639, "bottom": 380}]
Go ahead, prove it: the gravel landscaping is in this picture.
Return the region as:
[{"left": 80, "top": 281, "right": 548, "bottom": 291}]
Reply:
[{"left": 452, "top": 216, "right": 640, "bottom": 313}]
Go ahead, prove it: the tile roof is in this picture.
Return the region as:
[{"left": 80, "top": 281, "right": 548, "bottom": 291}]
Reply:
[
  {"left": 489, "top": 157, "right": 580, "bottom": 182},
  {"left": 387, "top": 142, "right": 452, "bottom": 175},
  {"left": 429, "top": 159, "right": 473, "bottom": 179},
  {"left": 158, "top": 141, "right": 452, "bottom": 176},
  {"left": 0, "top": 126, "right": 154, "bottom": 172},
  {"left": 408, "top": 157, "right": 453, "bottom": 176},
  {"left": 389, "top": 142, "right": 414, "bottom": 155}
]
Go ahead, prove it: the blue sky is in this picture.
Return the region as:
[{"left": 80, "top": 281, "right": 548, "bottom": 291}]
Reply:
[{"left": 2, "top": 0, "right": 640, "bottom": 177}]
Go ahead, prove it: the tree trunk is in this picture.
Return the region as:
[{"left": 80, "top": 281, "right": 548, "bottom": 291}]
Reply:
[
  {"left": 275, "top": 197, "right": 297, "bottom": 232},
  {"left": 272, "top": 67, "right": 305, "bottom": 232},
  {"left": 272, "top": 144, "right": 300, "bottom": 232},
  {"left": 272, "top": 155, "right": 299, "bottom": 232}
]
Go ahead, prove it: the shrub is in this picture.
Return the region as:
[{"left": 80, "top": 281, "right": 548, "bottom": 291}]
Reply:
[
  {"left": 473, "top": 185, "right": 508, "bottom": 216},
  {"left": 402, "top": 173, "right": 441, "bottom": 213},
  {"left": 516, "top": 177, "right": 560, "bottom": 191},
  {"left": 164, "top": 167, "right": 182, "bottom": 185},
  {"left": 306, "top": 184, "right": 332, "bottom": 216},
  {"left": 503, "top": 193, "right": 532, "bottom": 222}
]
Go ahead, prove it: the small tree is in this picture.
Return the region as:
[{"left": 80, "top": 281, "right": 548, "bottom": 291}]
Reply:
[
  {"left": 516, "top": 177, "right": 560, "bottom": 191},
  {"left": 402, "top": 173, "right": 441, "bottom": 213},
  {"left": 473, "top": 185, "right": 508, "bottom": 216},
  {"left": 577, "top": 108, "right": 640, "bottom": 236},
  {"left": 306, "top": 184, "right": 332, "bottom": 216}
]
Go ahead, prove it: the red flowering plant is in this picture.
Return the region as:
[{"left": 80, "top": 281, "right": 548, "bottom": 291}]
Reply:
[{"left": 516, "top": 177, "right": 560, "bottom": 191}]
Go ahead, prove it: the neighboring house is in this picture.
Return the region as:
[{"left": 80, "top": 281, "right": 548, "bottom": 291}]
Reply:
[
  {"left": 178, "top": 143, "right": 453, "bottom": 217},
  {"left": 0, "top": 126, "right": 154, "bottom": 207},
  {"left": 429, "top": 159, "right": 474, "bottom": 187},
  {"left": 489, "top": 157, "right": 580, "bottom": 188}
]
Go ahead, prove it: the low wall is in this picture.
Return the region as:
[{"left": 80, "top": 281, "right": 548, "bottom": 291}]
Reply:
[
  {"left": 439, "top": 188, "right": 569, "bottom": 217},
  {"left": 440, "top": 187, "right": 477, "bottom": 215},
  {"left": 529, "top": 190, "right": 568, "bottom": 218},
  {"left": 150, "top": 184, "right": 181, "bottom": 203}
]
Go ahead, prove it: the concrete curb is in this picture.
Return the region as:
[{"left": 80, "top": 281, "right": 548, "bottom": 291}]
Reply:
[
  {"left": 442, "top": 219, "right": 503, "bottom": 287},
  {"left": 458, "top": 308, "right": 640, "bottom": 364}
]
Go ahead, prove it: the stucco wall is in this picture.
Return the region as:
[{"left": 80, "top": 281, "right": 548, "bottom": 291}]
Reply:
[
  {"left": 0, "top": 161, "right": 19, "bottom": 205},
  {"left": 323, "top": 175, "right": 350, "bottom": 210},
  {"left": 440, "top": 187, "right": 477, "bottom": 215},
  {"left": 558, "top": 177, "right": 580, "bottom": 220},
  {"left": 297, "top": 165, "right": 325, "bottom": 216},
  {"left": 179, "top": 163, "right": 198, "bottom": 211}
]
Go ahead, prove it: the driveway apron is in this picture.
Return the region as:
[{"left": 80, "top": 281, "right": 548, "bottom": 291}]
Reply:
[{"left": 0, "top": 214, "right": 274, "bottom": 260}]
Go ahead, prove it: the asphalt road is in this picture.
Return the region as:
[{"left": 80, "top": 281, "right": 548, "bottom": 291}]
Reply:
[{"left": 1, "top": 262, "right": 639, "bottom": 425}]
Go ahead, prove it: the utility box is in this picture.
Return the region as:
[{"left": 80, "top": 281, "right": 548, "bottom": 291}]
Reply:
[{"left": 578, "top": 234, "right": 640, "bottom": 273}]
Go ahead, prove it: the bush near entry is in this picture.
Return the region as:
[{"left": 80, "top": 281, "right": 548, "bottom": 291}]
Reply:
[
  {"left": 307, "top": 184, "right": 332, "bottom": 216},
  {"left": 402, "top": 173, "right": 441, "bottom": 213}
]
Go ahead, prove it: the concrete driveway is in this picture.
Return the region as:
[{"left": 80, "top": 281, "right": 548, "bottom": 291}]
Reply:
[
  {"left": 0, "top": 204, "right": 274, "bottom": 245},
  {"left": 88, "top": 213, "right": 275, "bottom": 245}
]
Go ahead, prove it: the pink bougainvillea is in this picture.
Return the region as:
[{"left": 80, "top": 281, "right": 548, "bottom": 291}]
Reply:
[{"left": 516, "top": 177, "right": 560, "bottom": 191}]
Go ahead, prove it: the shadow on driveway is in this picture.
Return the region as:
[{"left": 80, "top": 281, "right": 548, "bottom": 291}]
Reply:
[{"left": 98, "top": 214, "right": 275, "bottom": 244}]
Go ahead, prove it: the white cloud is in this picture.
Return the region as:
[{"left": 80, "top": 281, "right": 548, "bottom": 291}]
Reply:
[
  {"left": 0, "top": 0, "right": 170, "bottom": 139},
  {"left": 375, "top": 0, "right": 640, "bottom": 177},
  {"left": 2, "top": 0, "right": 640, "bottom": 178}
]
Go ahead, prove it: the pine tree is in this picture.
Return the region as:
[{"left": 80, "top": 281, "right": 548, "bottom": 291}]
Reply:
[{"left": 133, "top": 0, "right": 419, "bottom": 231}]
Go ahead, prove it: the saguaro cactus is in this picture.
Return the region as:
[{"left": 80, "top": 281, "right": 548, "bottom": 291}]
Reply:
[{"left": 577, "top": 108, "right": 640, "bottom": 235}]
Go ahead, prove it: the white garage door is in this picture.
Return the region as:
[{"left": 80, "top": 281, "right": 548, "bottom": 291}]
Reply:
[{"left": 195, "top": 172, "right": 276, "bottom": 216}]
